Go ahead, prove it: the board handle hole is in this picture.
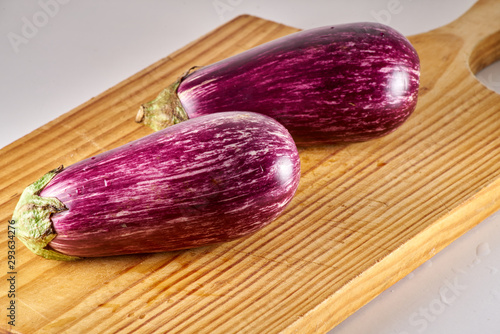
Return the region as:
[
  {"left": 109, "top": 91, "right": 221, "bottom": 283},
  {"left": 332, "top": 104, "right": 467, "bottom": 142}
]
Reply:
[
  {"left": 476, "top": 61, "right": 500, "bottom": 94},
  {"left": 469, "top": 30, "right": 500, "bottom": 93}
]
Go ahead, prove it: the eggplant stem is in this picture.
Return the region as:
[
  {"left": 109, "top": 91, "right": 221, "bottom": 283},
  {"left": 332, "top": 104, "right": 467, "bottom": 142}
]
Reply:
[
  {"left": 135, "top": 66, "right": 201, "bottom": 131},
  {"left": 135, "top": 105, "right": 145, "bottom": 123},
  {"left": 12, "top": 166, "right": 81, "bottom": 261}
]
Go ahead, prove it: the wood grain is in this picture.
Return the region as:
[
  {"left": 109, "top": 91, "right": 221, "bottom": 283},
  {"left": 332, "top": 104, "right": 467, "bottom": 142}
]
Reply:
[{"left": 1, "top": 1, "right": 500, "bottom": 333}]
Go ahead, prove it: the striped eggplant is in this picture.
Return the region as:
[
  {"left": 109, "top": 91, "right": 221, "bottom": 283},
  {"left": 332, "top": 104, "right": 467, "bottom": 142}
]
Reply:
[
  {"left": 136, "top": 22, "right": 420, "bottom": 145},
  {"left": 12, "top": 112, "right": 300, "bottom": 260}
]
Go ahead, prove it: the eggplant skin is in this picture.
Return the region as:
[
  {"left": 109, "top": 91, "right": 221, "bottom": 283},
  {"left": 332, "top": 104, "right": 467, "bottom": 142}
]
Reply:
[
  {"left": 30, "top": 112, "right": 300, "bottom": 259},
  {"left": 139, "top": 22, "right": 420, "bottom": 145}
]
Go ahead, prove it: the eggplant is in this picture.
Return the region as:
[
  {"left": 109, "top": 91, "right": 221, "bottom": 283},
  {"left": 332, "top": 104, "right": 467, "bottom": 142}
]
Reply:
[
  {"left": 12, "top": 112, "right": 300, "bottom": 260},
  {"left": 136, "top": 22, "right": 420, "bottom": 145}
]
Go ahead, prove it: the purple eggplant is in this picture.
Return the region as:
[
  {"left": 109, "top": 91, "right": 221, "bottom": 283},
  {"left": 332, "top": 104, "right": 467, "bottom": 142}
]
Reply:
[
  {"left": 12, "top": 112, "right": 300, "bottom": 260},
  {"left": 136, "top": 22, "right": 420, "bottom": 145}
]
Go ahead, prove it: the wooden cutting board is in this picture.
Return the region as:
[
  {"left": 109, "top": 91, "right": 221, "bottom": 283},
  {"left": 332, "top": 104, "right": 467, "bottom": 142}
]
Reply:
[{"left": 1, "top": 1, "right": 500, "bottom": 333}]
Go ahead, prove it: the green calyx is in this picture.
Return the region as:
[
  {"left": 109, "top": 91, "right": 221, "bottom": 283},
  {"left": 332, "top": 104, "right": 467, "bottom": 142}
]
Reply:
[
  {"left": 12, "top": 166, "right": 81, "bottom": 261},
  {"left": 135, "top": 66, "right": 200, "bottom": 131}
]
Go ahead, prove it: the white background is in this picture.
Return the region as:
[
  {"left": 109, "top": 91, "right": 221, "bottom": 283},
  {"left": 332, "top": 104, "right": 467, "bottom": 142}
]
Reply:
[{"left": 1, "top": 1, "right": 499, "bottom": 333}]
